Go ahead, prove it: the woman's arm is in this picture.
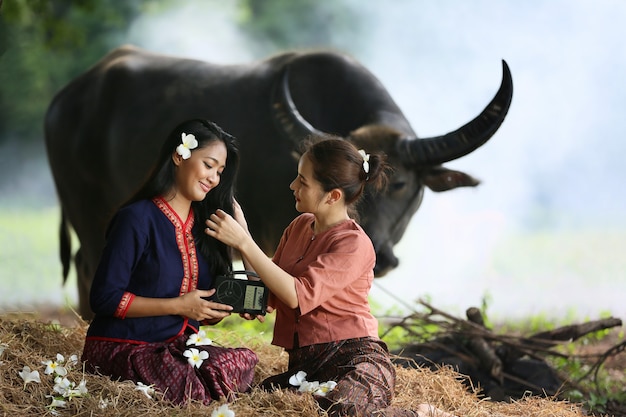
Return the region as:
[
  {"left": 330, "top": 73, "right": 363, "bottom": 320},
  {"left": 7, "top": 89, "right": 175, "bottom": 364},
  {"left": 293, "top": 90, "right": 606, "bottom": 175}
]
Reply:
[
  {"left": 232, "top": 199, "right": 258, "bottom": 279},
  {"left": 206, "top": 209, "right": 299, "bottom": 309},
  {"left": 124, "top": 289, "right": 234, "bottom": 321}
]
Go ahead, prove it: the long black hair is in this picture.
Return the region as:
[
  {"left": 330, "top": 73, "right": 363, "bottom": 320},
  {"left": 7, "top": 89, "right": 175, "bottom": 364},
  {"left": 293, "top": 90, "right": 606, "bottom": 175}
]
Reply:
[{"left": 126, "top": 119, "right": 240, "bottom": 276}]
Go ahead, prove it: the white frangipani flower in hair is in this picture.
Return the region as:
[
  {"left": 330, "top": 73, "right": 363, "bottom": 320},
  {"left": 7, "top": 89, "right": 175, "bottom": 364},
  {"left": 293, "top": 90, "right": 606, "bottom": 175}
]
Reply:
[
  {"left": 358, "top": 149, "right": 370, "bottom": 174},
  {"left": 176, "top": 132, "right": 198, "bottom": 159}
]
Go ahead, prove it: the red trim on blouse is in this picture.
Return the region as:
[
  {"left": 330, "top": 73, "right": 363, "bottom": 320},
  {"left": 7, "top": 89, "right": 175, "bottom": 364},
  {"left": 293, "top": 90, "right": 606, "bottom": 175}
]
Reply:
[
  {"left": 114, "top": 292, "right": 135, "bottom": 319},
  {"left": 86, "top": 335, "right": 147, "bottom": 345},
  {"left": 152, "top": 197, "right": 200, "bottom": 296}
]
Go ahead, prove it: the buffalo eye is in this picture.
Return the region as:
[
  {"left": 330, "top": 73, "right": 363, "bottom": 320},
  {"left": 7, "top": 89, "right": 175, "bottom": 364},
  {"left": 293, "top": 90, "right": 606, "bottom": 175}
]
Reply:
[{"left": 389, "top": 181, "right": 407, "bottom": 194}]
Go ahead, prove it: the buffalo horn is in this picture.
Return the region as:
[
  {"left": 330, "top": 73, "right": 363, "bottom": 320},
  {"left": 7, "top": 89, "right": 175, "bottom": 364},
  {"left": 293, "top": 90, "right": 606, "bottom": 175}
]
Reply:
[
  {"left": 271, "top": 66, "right": 325, "bottom": 147},
  {"left": 399, "top": 60, "right": 513, "bottom": 165}
]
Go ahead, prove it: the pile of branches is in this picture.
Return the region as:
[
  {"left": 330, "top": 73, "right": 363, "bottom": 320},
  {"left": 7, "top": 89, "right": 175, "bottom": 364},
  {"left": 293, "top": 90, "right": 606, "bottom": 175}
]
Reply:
[{"left": 384, "top": 301, "right": 624, "bottom": 406}]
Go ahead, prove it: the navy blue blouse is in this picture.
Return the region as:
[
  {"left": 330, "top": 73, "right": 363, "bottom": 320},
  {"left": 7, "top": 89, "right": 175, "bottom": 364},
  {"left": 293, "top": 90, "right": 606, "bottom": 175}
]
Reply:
[{"left": 86, "top": 197, "right": 214, "bottom": 343}]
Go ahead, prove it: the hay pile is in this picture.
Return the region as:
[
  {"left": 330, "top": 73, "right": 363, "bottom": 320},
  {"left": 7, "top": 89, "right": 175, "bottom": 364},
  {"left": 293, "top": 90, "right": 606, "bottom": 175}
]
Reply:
[{"left": 0, "top": 313, "right": 586, "bottom": 417}]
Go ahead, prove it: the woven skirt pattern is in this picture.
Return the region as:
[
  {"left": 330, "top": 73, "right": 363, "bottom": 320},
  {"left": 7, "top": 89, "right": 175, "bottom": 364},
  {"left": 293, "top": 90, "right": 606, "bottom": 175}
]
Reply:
[
  {"left": 261, "top": 337, "right": 418, "bottom": 416},
  {"left": 82, "top": 334, "right": 258, "bottom": 405}
]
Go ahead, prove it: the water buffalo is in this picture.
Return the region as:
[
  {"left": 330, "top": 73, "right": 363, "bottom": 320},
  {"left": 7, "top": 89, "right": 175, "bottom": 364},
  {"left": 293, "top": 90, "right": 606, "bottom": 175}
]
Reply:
[{"left": 44, "top": 45, "right": 512, "bottom": 319}]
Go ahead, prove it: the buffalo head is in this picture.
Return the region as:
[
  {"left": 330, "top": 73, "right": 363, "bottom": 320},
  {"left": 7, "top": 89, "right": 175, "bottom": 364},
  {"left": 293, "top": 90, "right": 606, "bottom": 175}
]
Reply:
[{"left": 272, "top": 59, "right": 512, "bottom": 275}]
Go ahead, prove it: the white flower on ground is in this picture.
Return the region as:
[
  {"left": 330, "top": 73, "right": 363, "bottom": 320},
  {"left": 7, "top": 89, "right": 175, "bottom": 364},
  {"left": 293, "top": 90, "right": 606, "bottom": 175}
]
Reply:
[
  {"left": 43, "top": 354, "right": 68, "bottom": 376},
  {"left": 98, "top": 398, "right": 110, "bottom": 409},
  {"left": 211, "top": 403, "right": 235, "bottom": 417},
  {"left": 183, "top": 347, "right": 209, "bottom": 368},
  {"left": 51, "top": 375, "right": 88, "bottom": 398},
  {"left": 53, "top": 376, "right": 72, "bottom": 396},
  {"left": 288, "top": 370, "right": 307, "bottom": 387},
  {"left": 67, "top": 354, "right": 79, "bottom": 368},
  {"left": 18, "top": 365, "right": 41, "bottom": 387},
  {"left": 135, "top": 382, "right": 156, "bottom": 399},
  {"left": 314, "top": 380, "right": 338, "bottom": 396},
  {"left": 0, "top": 343, "right": 7, "bottom": 365},
  {"left": 46, "top": 396, "right": 67, "bottom": 408},
  {"left": 288, "top": 371, "right": 337, "bottom": 396},
  {"left": 66, "top": 379, "right": 88, "bottom": 398},
  {"left": 186, "top": 330, "right": 213, "bottom": 346},
  {"left": 298, "top": 380, "right": 320, "bottom": 393}
]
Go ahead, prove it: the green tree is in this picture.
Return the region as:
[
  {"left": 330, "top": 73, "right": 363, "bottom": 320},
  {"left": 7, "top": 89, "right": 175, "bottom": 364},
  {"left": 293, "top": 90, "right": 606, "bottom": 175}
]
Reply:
[
  {"left": 236, "top": 0, "right": 366, "bottom": 56},
  {"left": 0, "top": 0, "right": 156, "bottom": 143},
  {"left": 0, "top": 0, "right": 365, "bottom": 144}
]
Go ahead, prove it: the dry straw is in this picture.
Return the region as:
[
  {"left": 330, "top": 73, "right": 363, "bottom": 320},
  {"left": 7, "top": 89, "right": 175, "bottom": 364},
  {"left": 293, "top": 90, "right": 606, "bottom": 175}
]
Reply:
[{"left": 0, "top": 312, "right": 586, "bottom": 417}]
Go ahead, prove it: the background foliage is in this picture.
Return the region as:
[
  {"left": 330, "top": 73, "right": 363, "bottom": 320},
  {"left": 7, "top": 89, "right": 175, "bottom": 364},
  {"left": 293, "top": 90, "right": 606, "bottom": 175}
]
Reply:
[
  {"left": 0, "top": 0, "right": 362, "bottom": 143},
  {"left": 0, "top": 0, "right": 148, "bottom": 141}
]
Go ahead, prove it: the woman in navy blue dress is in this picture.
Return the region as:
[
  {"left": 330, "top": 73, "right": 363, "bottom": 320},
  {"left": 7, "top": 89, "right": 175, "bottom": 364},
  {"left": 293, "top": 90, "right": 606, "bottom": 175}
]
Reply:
[{"left": 81, "top": 119, "right": 257, "bottom": 405}]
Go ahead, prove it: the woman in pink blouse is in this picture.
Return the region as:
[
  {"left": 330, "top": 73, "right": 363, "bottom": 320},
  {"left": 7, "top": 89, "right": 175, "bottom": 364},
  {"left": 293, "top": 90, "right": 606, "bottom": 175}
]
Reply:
[{"left": 206, "top": 137, "right": 456, "bottom": 416}]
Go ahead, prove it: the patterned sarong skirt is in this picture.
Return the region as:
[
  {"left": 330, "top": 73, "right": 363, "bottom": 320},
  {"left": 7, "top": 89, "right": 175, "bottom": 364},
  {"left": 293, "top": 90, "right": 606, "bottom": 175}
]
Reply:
[
  {"left": 261, "top": 337, "right": 418, "bottom": 416},
  {"left": 82, "top": 333, "right": 258, "bottom": 405}
]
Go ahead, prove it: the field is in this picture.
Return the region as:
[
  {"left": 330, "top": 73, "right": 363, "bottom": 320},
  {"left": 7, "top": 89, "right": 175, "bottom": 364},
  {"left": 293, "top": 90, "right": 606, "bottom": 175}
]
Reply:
[
  {"left": 4, "top": 205, "right": 626, "bottom": 320},
  {"left": 0, "top": 206, "right": 78, "bottom": 309}
]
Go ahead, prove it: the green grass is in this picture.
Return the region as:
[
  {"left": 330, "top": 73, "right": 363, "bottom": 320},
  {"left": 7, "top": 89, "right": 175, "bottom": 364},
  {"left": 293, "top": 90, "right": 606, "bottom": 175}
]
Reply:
[
  {"left": 4, "top": 206, "right": 626, "bottom": 320},
  {"left": 0, "top": 206, "right": 78, "bottom": 308}
]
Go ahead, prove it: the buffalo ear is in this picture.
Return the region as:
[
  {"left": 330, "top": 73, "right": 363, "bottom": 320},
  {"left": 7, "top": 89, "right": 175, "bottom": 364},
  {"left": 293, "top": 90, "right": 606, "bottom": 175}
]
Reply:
[{"left": 422, "top": 166, "right": 480, "bottom": 192}]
